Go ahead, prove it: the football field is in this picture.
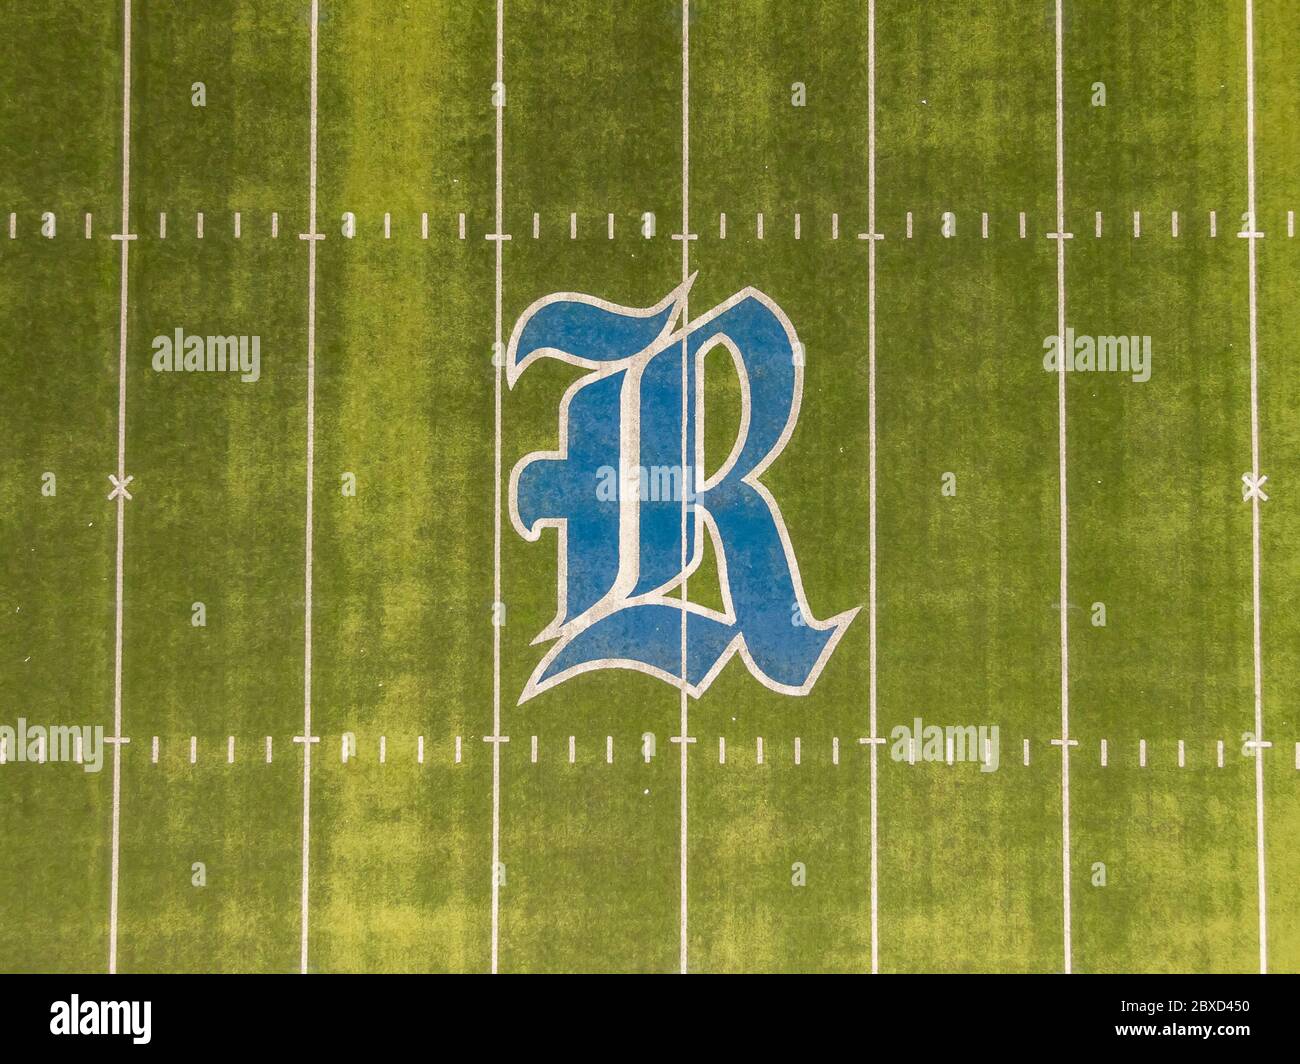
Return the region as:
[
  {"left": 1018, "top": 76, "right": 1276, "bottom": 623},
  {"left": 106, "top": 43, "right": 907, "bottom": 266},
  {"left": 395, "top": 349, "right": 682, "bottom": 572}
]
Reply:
[{"left": 1, "top": 0, "right": 1298, "bottom": 975}]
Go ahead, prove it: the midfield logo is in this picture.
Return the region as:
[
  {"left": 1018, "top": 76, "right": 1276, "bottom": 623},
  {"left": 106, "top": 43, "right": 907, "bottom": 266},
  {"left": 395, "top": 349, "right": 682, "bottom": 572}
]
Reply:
[{"left": 507, "top": 277, "right": 858, "bottom": 703}]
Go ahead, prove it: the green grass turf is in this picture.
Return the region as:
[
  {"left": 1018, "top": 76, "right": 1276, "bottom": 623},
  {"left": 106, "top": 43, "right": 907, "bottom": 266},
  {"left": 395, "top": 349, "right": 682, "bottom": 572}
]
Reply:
[{"left": 0, "top": 0, "right": 1297, "bottom": 973}]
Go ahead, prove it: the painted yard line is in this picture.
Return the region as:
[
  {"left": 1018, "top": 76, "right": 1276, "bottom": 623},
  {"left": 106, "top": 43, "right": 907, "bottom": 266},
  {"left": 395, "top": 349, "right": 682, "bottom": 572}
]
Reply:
[
  {"left": 865, "top": 0, "right": 880, "bottom": 978},
  {"left": 67, "top": 729, "right": 1300, "bottom": 768},
  {"left": 107, "top": 0, "right": 134, "bottom": 977},
  {"left": 50, "top": 203, "right": 1288, "bottom": 247},
  {"left": 490, "top": 0, "right": 505, "bottom": 976},
  {"left": 298, "top": 0, "right": 321, "bottom": 976},
  {"left": 677, "top": 0, "right": 691, "bottom": 977},
  {"left": 1243, "top": 0, "right": 1268, "bottom": 975},
  {"left": 1053, "top": 0, "right": 1074, "bottom": 975}
]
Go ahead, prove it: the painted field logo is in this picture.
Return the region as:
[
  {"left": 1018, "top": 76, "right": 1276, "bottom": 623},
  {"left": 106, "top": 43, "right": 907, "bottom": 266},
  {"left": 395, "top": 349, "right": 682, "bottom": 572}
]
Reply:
[{"left": 507, "top": 277, "right": 858, "bottom": 703}]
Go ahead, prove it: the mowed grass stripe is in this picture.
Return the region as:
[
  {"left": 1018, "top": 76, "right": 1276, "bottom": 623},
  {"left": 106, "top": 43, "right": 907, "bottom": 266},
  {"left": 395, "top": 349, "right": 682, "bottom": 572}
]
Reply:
[
  {"left": 309, "top": 1, "right": 495, "bottom": 973},
  {"left": 0, "top": 1, "right": 121, "bottom": 973},
  {"left": 498, "top": 0, "right": 682, "bottom": 972},
  {"left": 0, "top": 242, "right": 119, "bottom": 973},
  {"left": 115, "top": 0, "right": 306, "bottom": 972},
  {"left": 1255, "top": 0, "right": 1300, "bottom": 974},
  {"left": 686, "top": 0, "right": 873, "bottom": 973},
  {"left": 873, "top": 2, "right": 1062, "bottom": 973},
  {"left": 1066, "top": 0, "right": 1260, "bottom": 973}
]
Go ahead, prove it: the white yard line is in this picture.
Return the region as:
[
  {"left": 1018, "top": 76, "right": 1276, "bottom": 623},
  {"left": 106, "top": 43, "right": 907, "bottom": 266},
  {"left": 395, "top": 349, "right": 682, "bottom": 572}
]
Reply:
[
  {"left": 1053, "top": 0, "right": 1074, "bottom": 975},
  {"left": 677, "top": 0, "right": 691, "bottom": 977},
  {"left": 866, "top": 0, "right": 880, "bottom": 977},
  {"left": 107, "top": 0, "right": 134, "bottom": 976},
  {"left": 298, "top": 0, "right": 321, "bottom": 975},
  {"left": 1243, "top": 0, "right": 1268, "bottom": 975},
  {"left": 490, "top": 0, "right": 505, "bottom": 976}
]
